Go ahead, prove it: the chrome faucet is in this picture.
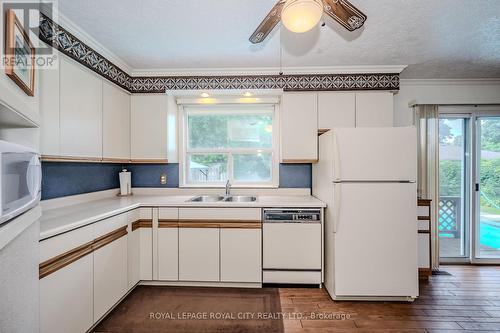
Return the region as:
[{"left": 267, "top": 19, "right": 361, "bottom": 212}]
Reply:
[{"left": 225, "top": 180, "right": 231, "bottom": 196}]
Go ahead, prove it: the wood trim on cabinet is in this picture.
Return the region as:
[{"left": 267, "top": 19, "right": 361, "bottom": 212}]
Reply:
[
  {"left": 178, "top": 222, "right": 221, "bottom": 228},
  {"left": 40, "top": 225, "right": 129, "bottom": 279},
  {"left": 39, "top": 241, "right": 94, "bottom": 279},
  {"left": 41, "top": 155, "right": 102, "bottom": 163},
  {"left": 219, "top": 222, "right": 262, "bottom": 229},
  {"left": 129, "top": 159, "right": 168, "bottom": 164},
  {"left": 92, "top": 226, "right": 128, "bottom": 252},
  {"left": 418, "top": 199, "right": 432, "bottom": 206},
  {"left": 131, "top": 219, "right": 153, "bottom": 231},
  {"left": 282, "top": 159, "right": 318, "bottom": 164},
  {"left": 158, "top": 219, "right": 179, "bottom": 228},
  {"left": 177, "top": 220, "right": 262, "bottom": 229},
  {"left": 102, "top": 158, "right": 131, "bottom": 164}
]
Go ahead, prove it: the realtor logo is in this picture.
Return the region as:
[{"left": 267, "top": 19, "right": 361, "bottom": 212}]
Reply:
[{"left": 2, "top": 1, "right": 58, "bottom": 70}]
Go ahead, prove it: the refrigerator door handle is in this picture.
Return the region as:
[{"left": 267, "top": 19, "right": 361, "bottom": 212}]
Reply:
[
  {"left": 333, "top": 183, "right": 341, "bottom": 233},
  {"left": 332, "top": 131, "right": 341, "bottom": 181}
]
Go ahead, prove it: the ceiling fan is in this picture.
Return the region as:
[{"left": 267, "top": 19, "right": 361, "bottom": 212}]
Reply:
[{"left": 249, "top": 0, "right": 366, "bottom": 44}]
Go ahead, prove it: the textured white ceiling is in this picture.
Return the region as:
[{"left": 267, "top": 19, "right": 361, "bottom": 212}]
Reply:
[{"left": 57, "top": 0, "right": 500, "bottom": 78}]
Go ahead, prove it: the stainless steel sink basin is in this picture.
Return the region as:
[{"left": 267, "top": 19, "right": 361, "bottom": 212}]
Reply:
[
  {"left": 222, "top": 195, "right": 258, "bottom": 202},
  {"left": 187, "top": 195, "right": 224, "bottom": 202}
]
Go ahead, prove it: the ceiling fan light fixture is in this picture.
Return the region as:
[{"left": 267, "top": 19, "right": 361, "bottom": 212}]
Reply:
[{"left": 281, "top": 0, "right": 324, "bottom": 33}]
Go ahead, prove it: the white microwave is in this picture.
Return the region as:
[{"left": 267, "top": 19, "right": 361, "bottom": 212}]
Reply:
[{"left": 0, "top": 140, "right": 41, "bottom": 226}]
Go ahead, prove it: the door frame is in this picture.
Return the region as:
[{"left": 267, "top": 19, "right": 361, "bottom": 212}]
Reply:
[
  {"left": 471, "top": 111, "right": 500, "bottom": 264},
  {"left": 439, "top": 106, "right": 500, "bottom": 264}
]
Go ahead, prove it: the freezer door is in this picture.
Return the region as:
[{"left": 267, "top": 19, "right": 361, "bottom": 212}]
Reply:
[
  {"left": 332, "top": 127, "right": 417, "bottom": 182},
  {"left": 333, "top": 182, "right": 418, "bottom": 297}
]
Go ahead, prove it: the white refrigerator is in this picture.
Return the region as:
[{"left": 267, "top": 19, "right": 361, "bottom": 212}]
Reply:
[{"left": 313, "top": 127, "right": 418, "bottom": 301}]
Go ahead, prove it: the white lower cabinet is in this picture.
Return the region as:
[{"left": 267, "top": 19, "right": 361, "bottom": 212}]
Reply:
[
  {"left": 157, "top": 208, "right": 179, "bottom": 281},
  {"left": 40, "top": 255, "right": 94, "bottom": 333},
  {"left": 179, "top": 227, "right": 220, "bottom": 281},
  {"left": 93, "top": 213, "right": 128, "bottom": 321},
  {"left": 39, "top": 206, "right": 265, "bottom": 332},
  {"left": 220, "top": 228, "right": 262, "bottom": 283},
  {"left": 127, "top": 208, "right": 153, "bottom": 283}
]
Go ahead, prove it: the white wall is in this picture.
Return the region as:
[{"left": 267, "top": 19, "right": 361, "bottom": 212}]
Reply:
[{"left": 394, "top": 79, "right": 500, "bottom": 126}]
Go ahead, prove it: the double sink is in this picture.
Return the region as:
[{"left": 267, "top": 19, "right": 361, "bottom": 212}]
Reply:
[{"left": 187, "top": 195, "right": 257, "bottom": 203}]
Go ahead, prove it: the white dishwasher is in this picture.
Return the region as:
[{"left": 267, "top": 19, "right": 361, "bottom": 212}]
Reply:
[{"left": 262, "top": 209, "right": 322, "bottom": 285}]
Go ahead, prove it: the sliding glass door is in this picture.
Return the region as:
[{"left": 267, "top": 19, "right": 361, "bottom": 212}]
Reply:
[
  {"left": 439, "top": 110, "right": 500, "bottom": 263},
  {"left": 475, "top": 116, "right": 500, "bottom": 260}
]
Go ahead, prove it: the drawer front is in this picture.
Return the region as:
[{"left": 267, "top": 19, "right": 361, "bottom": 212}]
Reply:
[
  {"left": 40, "top": 224, "right": 94, "bottom": 263},
  {"left": 179, "top": 208, "right": 261, "bottom": 221}
]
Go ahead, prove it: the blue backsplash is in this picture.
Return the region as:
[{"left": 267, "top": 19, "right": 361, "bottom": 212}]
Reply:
[
  {"left": 41, "top": 162, "right": 311, "bottom": 200},
  {"left": 42, "top": 162, "right": 123, "bottom": 200}
]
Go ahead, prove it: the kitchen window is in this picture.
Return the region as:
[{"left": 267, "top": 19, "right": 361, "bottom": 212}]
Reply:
[{"left": 179, "top": 104, "right": 279, "bottom": 187}]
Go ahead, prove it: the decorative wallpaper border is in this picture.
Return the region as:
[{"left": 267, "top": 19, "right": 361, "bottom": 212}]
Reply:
[{"left": 39, "top": 13, "right": 399, "bottom": 93}]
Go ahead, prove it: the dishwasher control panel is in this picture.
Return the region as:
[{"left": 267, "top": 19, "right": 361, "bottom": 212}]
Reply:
[{"left": 263, "top": 209, "right": 321, "bottom": 223}]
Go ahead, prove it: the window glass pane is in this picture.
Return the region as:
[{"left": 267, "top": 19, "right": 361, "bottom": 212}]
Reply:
[
  {"left": 188, "top": 154, "right": 227, "bottom": 183},
  {"left": 478, "top": 117, "right": 500, "bottom": 259},
  {"left": 233, "top": 154, "right": 272, "bottom": 182},
  {"left": 438, "top": 118, "right": 468, "bottom": 258},
  {"left": 188, "top": 113, "right": 273, "bottom": 149}
]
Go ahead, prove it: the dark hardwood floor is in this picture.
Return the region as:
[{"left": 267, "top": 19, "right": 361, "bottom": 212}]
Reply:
[{"left": 280, "top": 265, "right": 500, "bottom": 332}]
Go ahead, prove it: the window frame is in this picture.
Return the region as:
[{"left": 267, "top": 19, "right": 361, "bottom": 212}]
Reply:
[{"left": 179, "top": 104, "right": 280, "bottom": 188}]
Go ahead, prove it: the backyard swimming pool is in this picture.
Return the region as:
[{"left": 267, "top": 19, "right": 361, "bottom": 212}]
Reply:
[{"left": 480, "top": 220, "right": 500, "bottom": 250}]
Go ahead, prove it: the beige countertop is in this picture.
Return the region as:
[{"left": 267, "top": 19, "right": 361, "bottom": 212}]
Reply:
[{"left": 39, "top": 194, "right": 326, "bottom": 240}]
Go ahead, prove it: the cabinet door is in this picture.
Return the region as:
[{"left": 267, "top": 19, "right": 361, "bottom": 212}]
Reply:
[
  {"left": 281, "top": 92, "right": 318, "bottom": 163},
  {"left": 94, "top": 236, "right": 128, "bottom": 321},
  {"left": 102, "top": 81, "right": 131, "bottom": 162},
  {"left": 39, "top": 52, "right": 60, "bottom": 156},
  {"left": 355, "top": 92, "right": 394, "bottom": 127},
  {"left": 59, "top": 57, "right": 103, "bottom": 158},
  {"left": 158, "top": 208, "right": 179, "bottom": 281},
  {"left": 418, "top": 233, "right": 431, "bottom": 269},
  {"left": 40, "top": 255, "right": 93, "bottom": 333},
  {"left": 130, "top": 94, "right": 168, "bottom": 162},
  {"left": 317, "top": 92, "right": 355, "bottom": 130},
  {"left": 93, "top": 214, "right": 128, "bottom": 322},
  {"left": 220, "top": 228, "right": 261, "bottom": 283},
  {"left": 128, "top": 208, "right": 153, "bottom": 284},
  {"left": 179, "top": 228, "right": 219, "bottom": 281}
]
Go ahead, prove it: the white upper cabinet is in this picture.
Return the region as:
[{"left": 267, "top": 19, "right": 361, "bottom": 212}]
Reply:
[
  {"left": 281, "top": 92, "right": 318, "bottom": 163},
  {"left": 131, "top": 94, "right": 168, "bottom": 162},
  {"left": 318, "top": 92, "right": 356, "bottom": 130},
  {"left": 59, "top": 57, "right": 103, "bottom": 159},
  {"left": 39, "top": 54, "right": 60, "bottom": 156},
  {"left": 102, "top": 81, "right": 131, "bottom": 162},
  {"left": 355, "top": 92, "right": 394, "bottom": 127}
]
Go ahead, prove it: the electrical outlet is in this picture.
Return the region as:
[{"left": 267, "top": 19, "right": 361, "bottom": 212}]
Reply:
[{"left": 160, "top": 174, "right": 167, "bottom": 185}]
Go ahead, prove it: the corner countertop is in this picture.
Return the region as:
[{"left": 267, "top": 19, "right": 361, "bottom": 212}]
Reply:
[{"left": 39, "top": 194, "right": 326, "bottom": 240}]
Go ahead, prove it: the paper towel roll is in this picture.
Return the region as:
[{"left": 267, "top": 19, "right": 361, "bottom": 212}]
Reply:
[{"left": 119, "top": 170, "right": 131, "bottom": 196}]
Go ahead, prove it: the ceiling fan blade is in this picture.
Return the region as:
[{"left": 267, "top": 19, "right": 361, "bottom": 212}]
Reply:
[
  {"left": 322, "top": 0, "right": 367, "bottom": 31},
  {"left": 249, "top": 0, "right": 286, "bottom": 44}
]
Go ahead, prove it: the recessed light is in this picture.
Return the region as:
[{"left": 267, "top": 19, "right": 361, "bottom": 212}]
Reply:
[
  {"left": 200, "top": 92, "right": 210, "bottom": 98},
  {"left": 243, "top": 92, "right": 253, "bottom": 97}
]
